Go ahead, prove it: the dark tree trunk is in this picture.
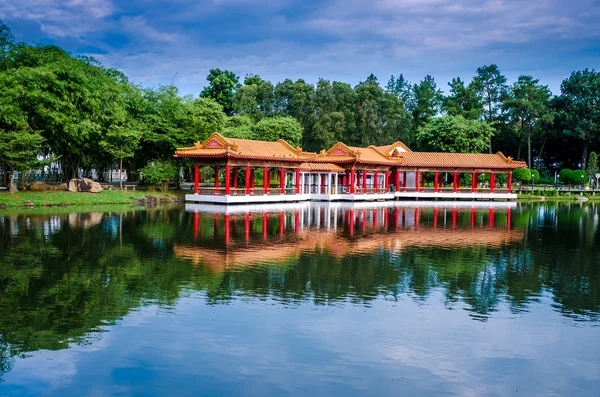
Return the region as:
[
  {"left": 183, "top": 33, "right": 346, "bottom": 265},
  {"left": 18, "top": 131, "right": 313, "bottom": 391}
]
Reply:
[{"left": 582, "top": 141, "right": 589, "bottom": 172}]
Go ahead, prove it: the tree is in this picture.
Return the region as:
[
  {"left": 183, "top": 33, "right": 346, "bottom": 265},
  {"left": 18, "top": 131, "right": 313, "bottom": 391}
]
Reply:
[
  {"left": 443, "top": 78, "right": 483, "bottom": 120},
  {"left": 473, "top": 65, "right": 508, "bottom": 152},
  {"left": 386, "top": 74, "right": 411, "bottom": 103},
  {"left": 503, "top": 75, "right": 552, "bottom": 169},
  {"left": 416, "top": 115, "right": 494, "bottom": 153},
  {"left": 273, "top": 79, "right": 316, "bottom": 144},
  {"left": 232, "top": 75, "right": 275, "bottom": 120},
  {"left": 587, "top": 152, "right": 598, "bottom": 187},
  {"left": 252, "top": 116, "right": 302, "bottom": 146},
  {"left": 569, "top": 170, "right": 586, "bottom": 186},
  {"left": 513, "top": 167, "right": 533, "bottom": 183},
  {"left": 0, "top": 21, "right": 15, "bottom": 71},
  {"left": 200, "top": 68, "right": 240, "bottom": 115},
  {"left": 559, "top": 169, "right": 572, "bottom": 184},
  {"left": 554, "top": 69, "right": 600, "bottom": 171},
  {"left": 222, "top": 115, "right": 256, "bottom": 139},
  {"left": 407, "top": 75, "right": 443, "bottom": 133},
  {"left": 139, "top": 161, "right": 176, "bottom": 191},
  {"left": 0, "top": 130, "right": 45, "bottom": 192},
  {"left": 100, "top": 126, "right": 142, "bottom": 190}
]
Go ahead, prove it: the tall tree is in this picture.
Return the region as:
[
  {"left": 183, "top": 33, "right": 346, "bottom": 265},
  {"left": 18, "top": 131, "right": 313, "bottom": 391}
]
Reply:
[
  {"left": 473, "top": 65, "right": 508, "bottom": 152},
  {"left": 100, "top": 126, "right": 142, "bottom": 190},
  {"left": 443, "top": 77, "right": 483, "bottom": 120},
  {"left": 252, "top": 116, "right": 302, "bottom": 146},
  {"left": 232, "top": 74, "right": 274, "bottom": 120},
  {"left": 386, "top": 74, "right": 411, "bottom": 103},
  {"left": 274, "top": 79, "right": 316, "bottom": 145},
  {"left": 200, "top": 68, "right": 240, "bottom": 115},
  {"left": 407, "top": 75, "right": 443, "bottom": 133},
  {"left": 0, "top": 130, "right": 44, "bottom": 192},
  {"left": 416, "top": 115, "right": 494, "bottom": 153},
  {"left": 0, "top": 21, "right": 15, "bottom": 71},
  {"left": 554, "top": 69, "right": 600, "bottom": 171},
  {"left": 502, "top": 75, "right": 552, "bottom": 169},
  {"left": 587, "top": 152, "right": 598, "bottom": 187}
]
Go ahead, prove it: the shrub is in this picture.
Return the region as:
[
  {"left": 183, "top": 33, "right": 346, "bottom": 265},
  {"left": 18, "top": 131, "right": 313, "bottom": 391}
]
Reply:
[
  {"left": 559, "top": 168, "right": 572, "bottom": 184},
  {"left": 513, "top": 168, "right": 532, "bottom": 182},
  {"left": 531, "top": 169, "right": 540, "bottom": 182},
  {"left": 569, "top": 170, "right": 586, "bottom": 186},
  {"left": 139, "top": 161, "right": 177, "bottom": 191}
]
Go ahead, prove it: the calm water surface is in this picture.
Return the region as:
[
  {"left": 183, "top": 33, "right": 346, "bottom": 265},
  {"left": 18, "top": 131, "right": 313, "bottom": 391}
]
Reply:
[{"left": 0, "top": 202, "right": 599, "bottom": 396}]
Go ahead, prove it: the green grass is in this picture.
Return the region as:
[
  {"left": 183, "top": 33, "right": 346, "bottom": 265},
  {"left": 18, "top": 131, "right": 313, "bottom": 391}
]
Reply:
[{"left": 0, "top": 190, "right": 183, "bottom": 208}]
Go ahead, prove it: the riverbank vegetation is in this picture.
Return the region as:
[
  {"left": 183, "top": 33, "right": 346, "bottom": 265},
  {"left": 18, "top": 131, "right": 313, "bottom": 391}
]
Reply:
[
  {"left": 0, "top": 190, "right": 181, "bottom": 208},
  {"left": 0, "top": 20, "right": 599, "bottom": 190}
]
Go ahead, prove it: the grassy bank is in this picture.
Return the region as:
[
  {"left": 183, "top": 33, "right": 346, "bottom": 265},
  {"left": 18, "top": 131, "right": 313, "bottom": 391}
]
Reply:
[
  {"left": 0, "top": 190, "right": 183, "bottom": 208},
  {"left": 518, "top": 193, "right": 600, "bottom": 202}
]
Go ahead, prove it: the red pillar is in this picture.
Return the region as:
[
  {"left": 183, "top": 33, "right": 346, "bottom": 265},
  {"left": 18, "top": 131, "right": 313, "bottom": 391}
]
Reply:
[
  {"left": 350, "top": 169, "right": 355, "bottom": 194},
  {"left": 395, "top": 169, "right": 400, "bottom": 191},
  {"left": 415, "top": 171, "right": 420, "bottom": 192},
  {"left": 225, "top": 163, "right": 231, "bottom": 196},
  {"left": 295, "top": 168, "right": 301, "bottom": 194},
  {"left": 232, "top": 167, "right": 238, "bottom": 189},
  {"left": 374, "top": 170, "right": 379, "bottom": 193},
  {"left": 453, "top": 172, "right": 457, "bottom": 193},
  {"left": 403, "top": 172, "right": 407, "bottom": 192},
  {"left": 343, "top": 174, "right": 348, "bottom": 189},
  {"left": 363, "top": 170, "right": 367, "bottom": 193},
  {"left": 251, "top": 169, "right": 255, "bottom": 189},
  {"left": 490, "top": 172, "right": 495, "bottom": 193},
  {"left": 194, "top": 164, "right": 199, "bottom": 194},
  {"left": 321, "top": 174, "right": 326, "bottom": 194},
  {"left": 263, "top": 166, "right": 269, "bottom": 195},
  {"left": 508, "top": 172, "right": 513, "bottom": 193},
  {"left": 245, "top": 165, "right": 250, "bottom": 195},
  {"left": 434, "top": 171, "right": 439, "bottom": 192},
  {"left": 280, "top": 167, "right": 285, "bottom": 195},
  {"left": 471, "top": 172, "right": 477, "bottom": 193},
  {"left": 385, "top": 171, "right": 390, "bottom": 193},
  {"left": 214, "top": 165, "right": 219, "bottom": 194}
]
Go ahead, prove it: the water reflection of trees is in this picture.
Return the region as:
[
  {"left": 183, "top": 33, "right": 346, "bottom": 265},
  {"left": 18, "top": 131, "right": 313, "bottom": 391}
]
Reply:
[{"left": 0, "top": 203, "right": 599, "bottom": 378}]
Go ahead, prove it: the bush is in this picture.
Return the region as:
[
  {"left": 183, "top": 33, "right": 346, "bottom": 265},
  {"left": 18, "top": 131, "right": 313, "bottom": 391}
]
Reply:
[
  {"left": 559, "top": 168, "right": 572, "bottom": 184},
  {"left": 513, "top": 168, "right": 532, "bottom": 182},
  {"left": 531, "top": 169, "right": 540, "bottom": 182},
  {"left": 139, "top": 161, "right": 177, "bottom": 191},
  {"left": 569, "top": 170, "right": 586, "bottom": 186}
]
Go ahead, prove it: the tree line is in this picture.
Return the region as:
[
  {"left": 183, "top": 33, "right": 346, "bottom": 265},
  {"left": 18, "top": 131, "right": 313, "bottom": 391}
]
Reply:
[{"left": 0, "top": 20, "right": 599, "bottom": 189}]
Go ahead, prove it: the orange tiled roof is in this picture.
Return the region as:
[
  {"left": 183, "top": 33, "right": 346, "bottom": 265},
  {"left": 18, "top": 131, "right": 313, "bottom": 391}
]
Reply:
[
  {"left": 315, "top": 142, "right": 401, "bottom": 165},
  {"left": 398, "top": 152, "right": 526, "bottom": 169},
  {"left": 372, "top": 141, "right": 412, "bottom": 155},
  {"left": 175, "top": 132, "right": 313, "bottom": 162},
  {"left": 299, "top": 163, "right": 346, "bottom": 172}
]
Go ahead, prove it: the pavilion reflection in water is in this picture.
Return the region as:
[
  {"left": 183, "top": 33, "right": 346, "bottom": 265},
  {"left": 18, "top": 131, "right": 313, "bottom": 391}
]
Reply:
[{"left": 176, "top": 202, "right": 521, "bottom": 272}]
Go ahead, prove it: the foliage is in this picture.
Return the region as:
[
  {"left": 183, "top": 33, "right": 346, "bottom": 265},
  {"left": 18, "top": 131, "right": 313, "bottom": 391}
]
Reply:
[
  {"left": 222, "top": 115, "right": 256, "bottom": 139},
  {"left": 139, "top": 161, "right": 177, "bottom": 191},
  {"left": 587, "top": 152, "right": 598, "bottom": 186},
  {"left": 200, "top": 68, "right": 240, "bottom": 115},
  {"left": 416, "top": 115, "right": 494, "bottom": 153},
  {"left": 443, "top": 77, "right": 483, "bottom": 120},
  {"left": 473, "top": 64, "right": 507, "bottom": 152},
  {"left": 0, "top": 130, "right": 45, "bottom": 192},
  {"left": 569, "top": 170, "right": 586, "bottom": 186},
  {"left": 407, "top": 75, "right": 443, "bottom": 132},
  {"left": 531, "top": 169, "right": 540, "bottom": 181},
  {"left": 252, "top": 116, "right": 302, "bottom": 146},
  {"left": 559, "top": 169, "right": 572, "bottom": 184},
  {"left": 513, "top": 168, "right": 533, "bottom": 182}
]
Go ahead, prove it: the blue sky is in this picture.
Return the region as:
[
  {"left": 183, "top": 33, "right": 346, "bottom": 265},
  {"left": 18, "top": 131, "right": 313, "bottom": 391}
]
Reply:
[{"left": 1, "top": 0, "right": 599, "bottom": 95}]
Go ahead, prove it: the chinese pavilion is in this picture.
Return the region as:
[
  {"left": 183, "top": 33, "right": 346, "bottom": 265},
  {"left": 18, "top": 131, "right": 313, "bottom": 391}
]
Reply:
[{"left": 175, "top": 132, "right": 526, "bottom": 204}]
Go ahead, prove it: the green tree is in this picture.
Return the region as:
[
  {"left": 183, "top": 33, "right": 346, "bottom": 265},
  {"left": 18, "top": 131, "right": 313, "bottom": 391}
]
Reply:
[
  {"left": 200, "top": 68, "right": 240, "bottom": 115},
  {"left": 100, "top": 126, "right": 142, "bottom": 190},
  {"left": 232, "top": 74, "right": 275, "bottom": 120},
  {"left": 443, "top": 77, "right": 483, "bottom": 120},
  {"left": 554, "top": 69, "right": 600, "bottom": 171},
  {"left": 569, "top": 170, "right": 586, "bottom": 186},
  {"left": 473, "top": 65, "right": 508, "bottom": 152},
  {"left": 0, "top": 21, "right": 15, "bottom": 71},
  {"left": 513, "top": 167, "right": 533, "bottom": 183},
  {"left": 386, "top": 74, "right": 412, "bottom": 103},
  {"left": 503, "top": 75, "right": 552, "bottom": 169},
  {"left": 139, "top": 161, "right": 177, "bottom": 191},
  {"left": 0, "top": 130, "right": 44, "bottom": 192},
  {"left": 559, "top": 169, "right": 572, "bottom": 184},
  {"left": 273, "top": 79, "right": 316, "bottom": 145},
  {"left": 416, "top": 115, "right": 494, "bottom": 153},
  {"left": 252, "top": 116, "right": 302, "bottom": 146},
  {"left": 222, "top": 115, "right": 256, "bottom": 139},
  {"left": 407, "top": 75, "right": 443, "bottom": 133},
  {"left": 587, "top": 152, "right": 598, "bottom": 187}
]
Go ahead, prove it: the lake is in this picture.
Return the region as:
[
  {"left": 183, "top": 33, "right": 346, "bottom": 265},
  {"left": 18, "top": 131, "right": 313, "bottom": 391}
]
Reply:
[{"left": 0, "top": 202, "right": 598, "bottom": 396}]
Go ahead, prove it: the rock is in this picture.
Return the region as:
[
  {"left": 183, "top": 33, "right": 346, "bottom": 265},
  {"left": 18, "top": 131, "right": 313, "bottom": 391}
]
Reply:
[
  {"left": 67, "top": 178, "right": 103, "bottom": 193},
  {"left": 24, "top": 201, "right": 34, "bottom": 207},
  {"left": 576, "top": 196, "right": 589, "bottom": 202},
  {"left": 0, "top": 204, "right": 7, "bottom": 210},
  {"left": 9, "top": 184, "right": 18, "bottom": 193},
  {"left": 29, "top": 181, "right": 49, "bottom": 191},
  {"left": 48, "top": 183, "right": 67, "bottom": 191}
]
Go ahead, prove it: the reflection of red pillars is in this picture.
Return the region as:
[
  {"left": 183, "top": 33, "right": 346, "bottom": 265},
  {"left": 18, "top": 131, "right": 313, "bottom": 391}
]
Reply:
[
  {"left": 489, "top": 208, "right": 494, "bottom": 229},
  {"left": 279, "top": 211, "right": 284, "bottom": 237},
  {"left": 233, "top": 167, "right": 238, "bottom": 189},
  {"left": 452, "top": 207, "right": 457, "bottom": 229},
  {"left": 362, "top": 210, "right": 367, "bottom": 233},
  {"left": 214, "top": 213, "right": 219, "bottom": 238},
  {"left": 214, "top": 165, "right": 219, "bottom": 194},
  {"left": 294, "top": 210, "right": 299, "bottom": 234},
  {"left": 224, "top": 214, "right": 230, "bottom": 244},
  {"left": 394, "top": 207, "right": 399, "bottom": 230},
  {"left": 373, "top": 209, "right": 378, "bottom": 230},
  {"left": 415, "top": 171, "right": 420, "bottom": 192},
  {"left": 508, "top": 172, "right": 513, "bottom": 193},
  {"left": 245, "top": 165, "right": 250, "bottom": 195},
  {"left": 295, "top": 168, "right": 300, "bottom": 194},
  {"left": 225, "top": 163, "right": 231, "bottom": 195},
  {"left": 193, "top": 211, "right": 199, "bottom": 239},
  {"left": 281, "top": 168, "right": 286, "bottom": 195},
  {"left": 194, "top": 164, "right": 199, "bottom": 194},
  {"left": 433, "top": 207, "right": 438, "bottom": 229},
  {"left": 262, "top": 212, "right": 268, "bottom": 240},
  {"left": 402, "top": 208, "right": 406, "bottom": 226},
  {"left": 453, "top": 171, "right": 457, "bottom": 192},
  {"left": 434, "top": 171, "right": 439, "bottom": 192},
  {"left": 507, "top": 208, "right": 511, "bottom": 229},
  {"left": 244, "top": 213, "right": 250, "bottom": 241},
  {"left": 383, "top": 208, "right": 388, "bottom": 230},
  {"left": 471, "top": 207, "right": 475, "bottom": 229},
  {"left": 232, "top": 216, "right": 237, "bottom": 235},
  {"left": 414, "top": 207, "right": 419, "bottom": 229},
  {"left": 471, "top": 172, "right": 477, "bottom": 193},
  {"left": 349, "top": 209, "right": 355, "bottom": 237},
  {"left": 403, "top": 172, "right": 408, "bottom": 192}
]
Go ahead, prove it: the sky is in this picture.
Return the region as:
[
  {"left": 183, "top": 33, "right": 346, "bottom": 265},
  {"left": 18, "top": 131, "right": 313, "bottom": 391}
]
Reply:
[{"left": 1, "top": 0, "right": 599, "bottom": 95}]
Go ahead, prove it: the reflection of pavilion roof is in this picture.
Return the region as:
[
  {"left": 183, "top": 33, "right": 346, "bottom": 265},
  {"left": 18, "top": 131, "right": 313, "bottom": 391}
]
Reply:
[
  {"left": 174, "top": 132, "right": 314, "bottom": 162},
  {"left": 174, "top": 228, "right": 524, "bottom": 273}
]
